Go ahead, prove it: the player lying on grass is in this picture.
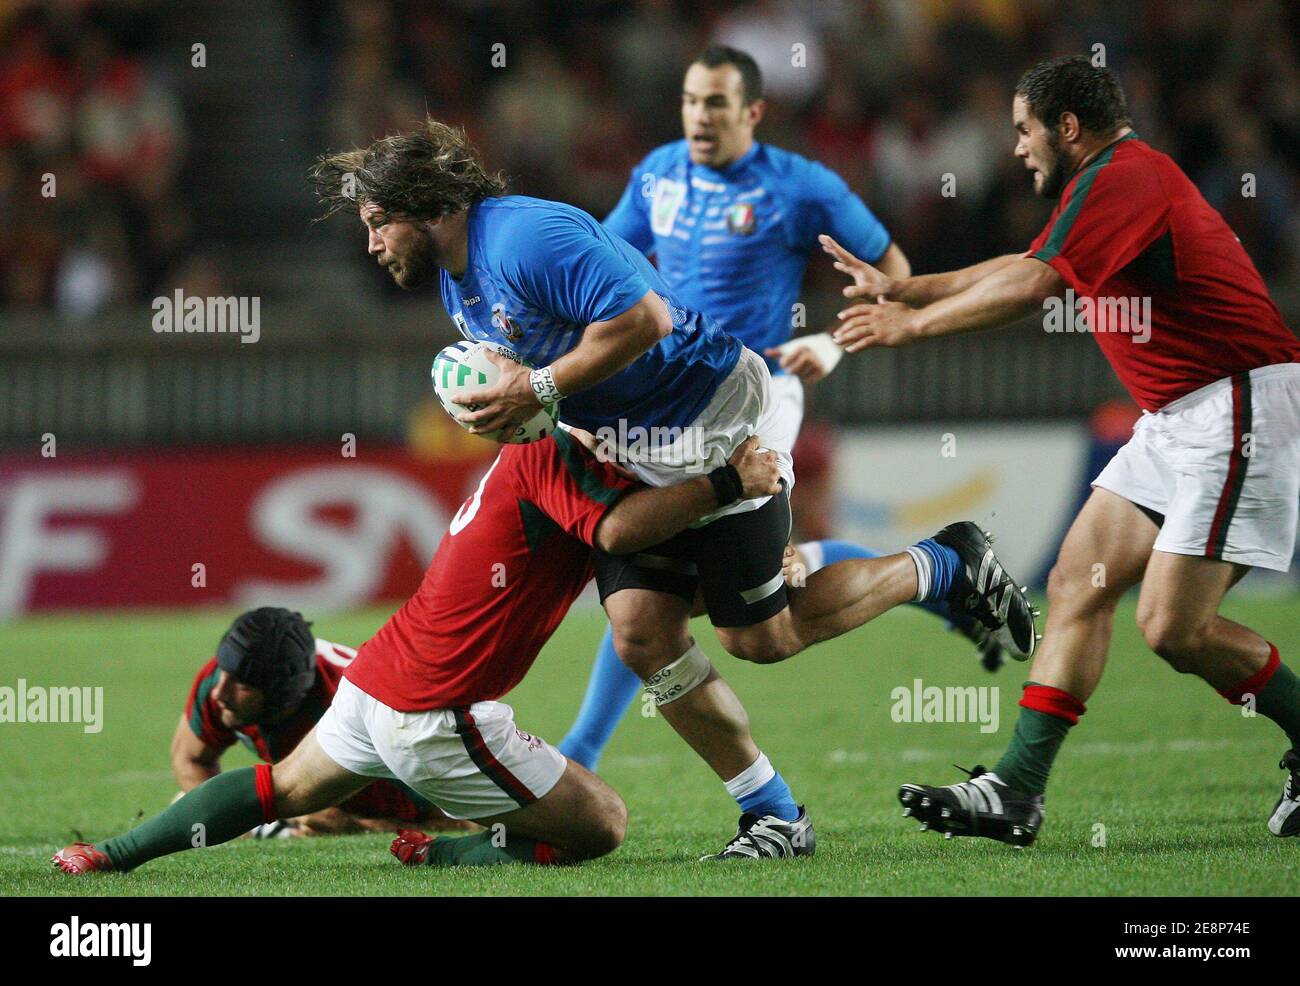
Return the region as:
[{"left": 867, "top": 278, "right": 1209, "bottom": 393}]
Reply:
[
  {"left": 53, "top": 432, "right": 785, "bottom": 874},
  {"left": 557, "top": 44, "right": 1005, "bottom": 775},
  {"left": 174, "top": 607, "right": 469, "bottom": 837},
  {"left": 823, "top": 55, "right": 1300, "bottom": 846}
]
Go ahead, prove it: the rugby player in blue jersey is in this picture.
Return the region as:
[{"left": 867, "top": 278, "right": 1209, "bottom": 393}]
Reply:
[
  {"left": 558, "top": 47, "right": 1013, "bottom": 781},
  {"left": 307, "top": 120, "right": 1035, "bottom": 859}
]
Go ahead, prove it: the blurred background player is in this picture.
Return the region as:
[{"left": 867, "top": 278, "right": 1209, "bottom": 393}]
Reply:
[
  {"left": 822, "top": 55, "right": 1300, "bottom": 846},
  {"left": 175, "top": 606, "right": 468, "bottom": 837},
  {"left": 558, "top": 45, "right": 1007, "bottom": 775}
]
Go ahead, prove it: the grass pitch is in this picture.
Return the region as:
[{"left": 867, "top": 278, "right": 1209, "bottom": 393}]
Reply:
[{"left": 2, "top": 595, "right": 1296, "bottom": 896}]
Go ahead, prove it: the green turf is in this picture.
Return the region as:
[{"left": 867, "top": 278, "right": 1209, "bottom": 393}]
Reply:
[{"left": 2, "top": 595, "right": 1297, "bottom": 896}]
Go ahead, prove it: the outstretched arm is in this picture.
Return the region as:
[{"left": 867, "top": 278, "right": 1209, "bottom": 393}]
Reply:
[
  {"left": 766, "top": 242, "right": 914, "bottom": 384},
  {"left": 831, "top": 255, "right": 1064, "bottom": 352},
  {"left": 822, "top": 234, "right": 1026, "bottom": 309}
]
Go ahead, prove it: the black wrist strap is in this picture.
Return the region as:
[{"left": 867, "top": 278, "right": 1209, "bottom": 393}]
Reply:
[{"left": 707, "top": 464, "right": 745, "bottom": 507}]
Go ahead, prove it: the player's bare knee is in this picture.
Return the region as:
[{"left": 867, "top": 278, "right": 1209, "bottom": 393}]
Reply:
[
  {"left": 271, "top": 741, "right": 351, "bottom": 817},
  {"left": 1044, "top": 562, "right": 1080, "bottom": 606},
  {"left": 594, "top": 794, "right": 628, "bottom": 856},
  {"left": 613, "top": 629, "right": 688, "bottom": 678},
  {"left": 718, "top": 628, "right": 798, "bottom": 665},
  {"left": 1137, "top": 608, "right": 1206, "bottom": 669},
  {"left": 570, "top": 786, "right": 626, "bottom": 860},
  {"left": 271, "top": 762, "right": 310, "bottom": 817}
]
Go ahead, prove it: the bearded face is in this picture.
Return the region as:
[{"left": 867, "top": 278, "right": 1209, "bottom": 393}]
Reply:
[{"left": 361, "top": 202, "right": 440, "bottom": 289}]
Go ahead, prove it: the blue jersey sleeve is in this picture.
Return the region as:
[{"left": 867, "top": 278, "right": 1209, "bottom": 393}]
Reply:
[
  {"left": 498, "top": 209, "right": 652, "bottom": 326},
  {"left": 792, "top": 159, "right": 891, "bottom": 264},
  {"left": 603, "top": 167, "right": 654, "bottom": 256}
]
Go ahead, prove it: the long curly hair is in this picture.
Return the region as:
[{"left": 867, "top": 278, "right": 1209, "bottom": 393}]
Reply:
[{"left": 310, "top": 118, "right": 507, "bottom": 221}]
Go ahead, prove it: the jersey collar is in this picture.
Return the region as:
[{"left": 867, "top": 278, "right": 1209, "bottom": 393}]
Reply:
[
  {"left": 692, "top": 141, "right": 761, "bottom": 180},
  {"left": 1062, "top": 130, "right": 1138, "bottom": 190}
]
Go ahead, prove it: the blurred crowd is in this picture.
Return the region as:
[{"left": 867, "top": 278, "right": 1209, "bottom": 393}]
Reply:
[
  {"left": 0, "top": 2, "right": 203, "bottom": 316},
  {"left": 313, "top": 0, "right": 1300, "bottom": 294},
  {"left": 2, "top": 0, "right": 1299, "bottom": 315}
]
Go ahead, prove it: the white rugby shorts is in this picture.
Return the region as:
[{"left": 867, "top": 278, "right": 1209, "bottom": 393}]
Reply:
[
  {"left": 764, "top": 371, "right": 806, "bottom": 458},
  {"left": 601, "top": 348, "right": 797, "bottom": 524},
  {"left": 315, "top": 677, "right": 567, "bottom": 820},
  {"left": 1093, "top": 362, "right": 1300, "bottom": 571}
]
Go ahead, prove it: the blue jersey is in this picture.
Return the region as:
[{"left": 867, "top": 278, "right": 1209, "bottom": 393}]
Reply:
[
  {"left": 605, "top": 141, "right": 891, "bottom": 372},
  {"left": 439, "top": 195, "right": 741, "bottom": 434}
]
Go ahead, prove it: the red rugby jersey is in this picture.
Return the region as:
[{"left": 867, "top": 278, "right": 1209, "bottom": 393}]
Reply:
[
  {"left": 1028, "top": 134, "right": 1299, "bottom": 411},
  {"left": 344, "top": 429, "right": 632, "bottom": 712}
]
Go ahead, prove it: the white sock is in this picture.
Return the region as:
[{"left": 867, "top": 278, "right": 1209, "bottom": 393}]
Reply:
[
  {"left": 798, "top": 541, "right": 826, "bottom": 575},
  {"left": 904, "top": 545, "right": 931, "bottom": 602},
  {"left": 724, "top": 753, "right": 775, "bottom": 801}
]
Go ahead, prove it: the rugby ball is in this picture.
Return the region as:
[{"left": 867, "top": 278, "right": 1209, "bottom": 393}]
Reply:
[{"left": 431, "top": 341, "right": 560, "bottom": 445}]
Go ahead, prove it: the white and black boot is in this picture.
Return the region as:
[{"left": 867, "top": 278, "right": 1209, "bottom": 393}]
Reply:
[
  {"left": 1268, "top": 749, "right": 1300, "bottom": 837},
  {"left": 701, "top": 806, "right": 815, "bottom": 860}
]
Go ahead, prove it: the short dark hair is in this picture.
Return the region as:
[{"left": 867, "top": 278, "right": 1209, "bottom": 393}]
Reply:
[
  {"left": 1015, "top": 55, "right": 1130, "bottom": 135},
  {"left": 310, "top": 117, "right": 507, "bottom": 222},
  {"left": 693, "top": 45, "right": 764, "bottom": 105}
]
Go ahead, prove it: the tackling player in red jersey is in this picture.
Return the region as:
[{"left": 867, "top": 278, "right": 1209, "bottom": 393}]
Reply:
[
  {"left": 54, "top": 430, "right": 785, "bottom": 873},
  {"left": 824, "top": 54, "right": 1300, "bottom": 846},
  {"left": 174, "top": 609, "right": 467, "bottom": 837}
]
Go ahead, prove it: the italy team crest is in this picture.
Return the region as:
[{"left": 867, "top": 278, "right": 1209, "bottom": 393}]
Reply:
[
  {"left": 491, "top": 303, "right": 523, "bottom": 341},
  {"left": 725, "top": 202, "right": 756, "bottom": 235}
]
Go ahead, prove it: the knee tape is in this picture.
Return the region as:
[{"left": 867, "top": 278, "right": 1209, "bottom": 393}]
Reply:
[{"left": 642, "top": 642, "right": 713, "bottom": 706}]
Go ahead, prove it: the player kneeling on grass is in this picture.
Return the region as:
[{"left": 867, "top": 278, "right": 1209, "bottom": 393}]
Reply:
[
  {"left": 53, "top": 431, "right": 784, "bottom": 874},
  {"left": 173, "top": 607, "right": 470, "bottom": 838}
]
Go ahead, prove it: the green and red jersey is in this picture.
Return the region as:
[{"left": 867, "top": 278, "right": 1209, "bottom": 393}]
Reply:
[
  {"left": 185, "top": 640, "right": 432, "bottom": 820},
  {"left": 1028, "top": 133, "right": 1300, "bottom": 411},
  {"left": 344, "top": 428, "right": 632, "bottom": 712}
]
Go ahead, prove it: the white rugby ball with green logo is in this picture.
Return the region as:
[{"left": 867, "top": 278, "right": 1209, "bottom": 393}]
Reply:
[{"left": 431, "top": 341, "right": 560, "bottom": 445}]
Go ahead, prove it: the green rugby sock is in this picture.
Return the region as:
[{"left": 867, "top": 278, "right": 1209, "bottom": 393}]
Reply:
[
  {"left": 426, "top": 831, "right": 556, "bottom": 867},
  {"left": 992, "top": 683, "right": 1085, "bottom": 796},
  {"left": 1258, "top": 664, "right": 1300, "bottom": 750},
  {"left": 1219, "top": 645, "right": 1300, "bottom": 750},
  {"left": 98, "top": 765, "right": 273, "bottom": 871}
]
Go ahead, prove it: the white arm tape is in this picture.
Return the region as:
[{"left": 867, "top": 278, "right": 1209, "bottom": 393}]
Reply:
[
  {"left": 529, "top": 366, "right": 564, "bottom": 405},
  {"left": 642, "top": 642, "right": 714, "bottom": 706},
  {"left": 774, "top": 331, "right": 844, "bottom": 375}
]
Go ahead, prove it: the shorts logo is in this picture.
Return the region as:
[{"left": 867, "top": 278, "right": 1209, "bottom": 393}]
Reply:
[
  {"left": 651, "top": 178, "right": 687, "bottom": 235},
  {"left": 515, "top": 728, "right": 542, "bottom": 750},
  {"left": 491, "top": 303, "right": 523, "bottom": 341},
  {"left": 452, "top": 311, "right": 470, "bottom": 338},
  {"left": 725, "top": 203, "right": 756, "bottom": 235}
]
